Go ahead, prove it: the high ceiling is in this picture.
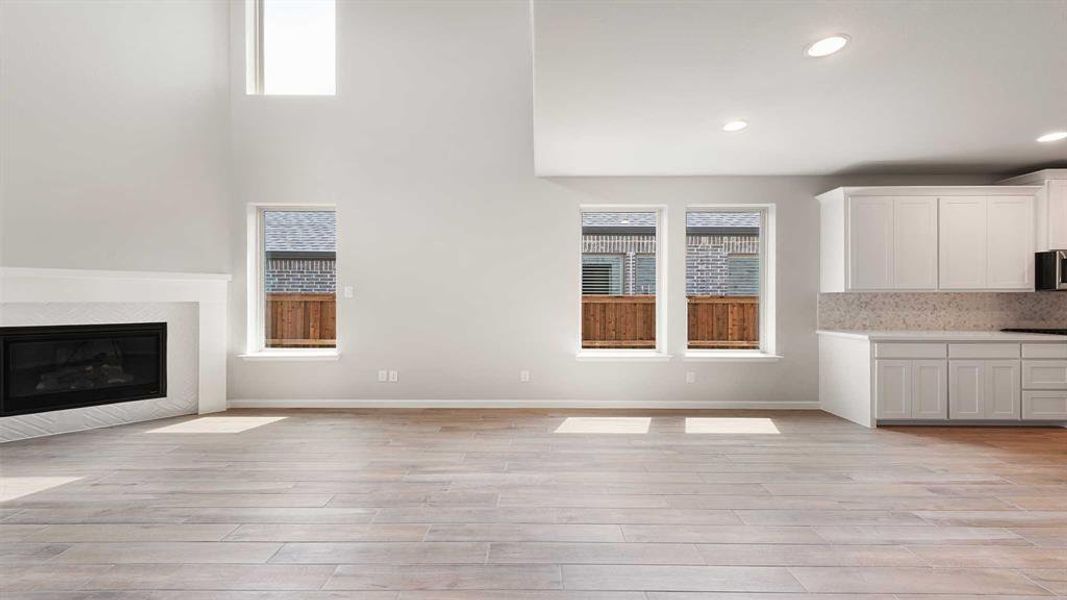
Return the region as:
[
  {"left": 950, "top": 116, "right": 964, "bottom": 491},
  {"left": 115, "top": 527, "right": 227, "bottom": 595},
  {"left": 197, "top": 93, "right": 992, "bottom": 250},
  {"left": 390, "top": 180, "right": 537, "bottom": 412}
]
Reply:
[{"left": 532, "top": 0, "right": 1067, "bottom": 176}]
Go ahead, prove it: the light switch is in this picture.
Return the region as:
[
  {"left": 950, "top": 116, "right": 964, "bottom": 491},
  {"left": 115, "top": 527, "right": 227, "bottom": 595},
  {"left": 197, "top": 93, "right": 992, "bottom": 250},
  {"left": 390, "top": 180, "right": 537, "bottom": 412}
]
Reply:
[
  {"left": 388, "top": 370, "right": 399, "bottom": 383},
  {"left": 377, "top": 370, "right": 388, "bottom": 382},
  {"left": 343, "top": 286, "right": 354, "bottom": 298}
]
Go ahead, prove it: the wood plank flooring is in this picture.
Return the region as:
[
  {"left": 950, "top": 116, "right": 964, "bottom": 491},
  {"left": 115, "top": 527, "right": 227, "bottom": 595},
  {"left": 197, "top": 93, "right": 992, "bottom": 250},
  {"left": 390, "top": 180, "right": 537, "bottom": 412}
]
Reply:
[{"left": 1, "top": 408, "right": 1065, "bottom": 599}]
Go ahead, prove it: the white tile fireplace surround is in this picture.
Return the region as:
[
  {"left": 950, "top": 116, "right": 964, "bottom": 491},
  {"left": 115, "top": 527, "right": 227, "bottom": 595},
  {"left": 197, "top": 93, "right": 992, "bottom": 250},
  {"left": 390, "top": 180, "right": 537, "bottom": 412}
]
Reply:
[{"left": 0, "top": 268, "right": 229, "bottom": 442}]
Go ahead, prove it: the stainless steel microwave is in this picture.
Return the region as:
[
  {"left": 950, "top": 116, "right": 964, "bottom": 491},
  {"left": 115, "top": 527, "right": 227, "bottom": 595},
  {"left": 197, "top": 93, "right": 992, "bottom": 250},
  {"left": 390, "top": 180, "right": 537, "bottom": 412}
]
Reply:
[{"left": 1036, "top": 250, "right": 1067, "bottom": 290}]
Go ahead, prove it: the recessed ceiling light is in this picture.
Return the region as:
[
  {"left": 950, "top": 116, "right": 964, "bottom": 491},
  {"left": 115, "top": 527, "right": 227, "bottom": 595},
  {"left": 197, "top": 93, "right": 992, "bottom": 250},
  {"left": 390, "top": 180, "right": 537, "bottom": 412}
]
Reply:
[
  {"left": 723, "top": 120, "right": 748, "bottom": 132},
  {"left": 806, "top": 35, "right": 850, "bottom": 58},
  {"left": 1037, "top": 131, "right": 1067, "bottom": 143}
]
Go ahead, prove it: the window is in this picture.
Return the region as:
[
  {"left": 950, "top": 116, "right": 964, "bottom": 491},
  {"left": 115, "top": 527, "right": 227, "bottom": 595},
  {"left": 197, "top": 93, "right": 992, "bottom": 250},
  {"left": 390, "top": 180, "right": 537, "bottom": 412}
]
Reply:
[
  {"left": 247, "top": 0, "right": 336, "bottom": 95},
  {"left": 247, "top": 206, "right": 337, "bottom": 356},
  {"left": 580, "top": 209, "right": 663, "bottom": 351},
  {"left": 686, "top": 208, "right": 773, "bottom": 354}
]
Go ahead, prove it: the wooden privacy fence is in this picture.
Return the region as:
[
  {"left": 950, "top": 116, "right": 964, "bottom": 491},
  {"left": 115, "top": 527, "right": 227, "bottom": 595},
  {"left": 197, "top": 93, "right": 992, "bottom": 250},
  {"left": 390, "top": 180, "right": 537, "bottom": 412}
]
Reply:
[
  {"left": 267, "top": 293, "right": 336, "bottom": 348},
  {"left": 688, "top": 296, "right": 759, "bottom": 349},
  {"left": 582, "top": 295, "right": 656, "bottom": 348},
  {"left": 581, "top": 295, "right": 759, "bottom": 349}
]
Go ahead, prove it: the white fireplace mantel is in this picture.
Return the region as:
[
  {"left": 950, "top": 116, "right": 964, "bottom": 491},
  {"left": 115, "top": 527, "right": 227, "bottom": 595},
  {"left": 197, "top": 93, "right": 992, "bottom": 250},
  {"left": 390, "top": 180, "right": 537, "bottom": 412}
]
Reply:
[{"left": 0, "top": 267, "right": 231, "bottom": 414}]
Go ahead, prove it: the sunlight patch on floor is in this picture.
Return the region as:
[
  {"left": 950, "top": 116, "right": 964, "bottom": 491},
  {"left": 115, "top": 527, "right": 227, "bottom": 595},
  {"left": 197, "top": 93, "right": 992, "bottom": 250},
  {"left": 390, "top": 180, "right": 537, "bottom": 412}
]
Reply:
[
  {"left": 0, "top": 476, "right": 82, "bottom": 502},
  {"left": 685, "top": 417, "right": 780, "bottom": 434},
  {"left": 554, "top": 417, "right": 652, "bottom": 434},
  {"left": 147, "top": 416, "right": 288, "bottom": 434}
]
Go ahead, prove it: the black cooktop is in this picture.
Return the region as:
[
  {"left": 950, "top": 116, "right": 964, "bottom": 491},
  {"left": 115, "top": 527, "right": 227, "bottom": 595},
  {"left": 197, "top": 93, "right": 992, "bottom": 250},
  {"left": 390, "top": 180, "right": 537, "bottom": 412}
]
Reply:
[{"left": 1001, "top": 328, "right": 1067, "bottom": 336}]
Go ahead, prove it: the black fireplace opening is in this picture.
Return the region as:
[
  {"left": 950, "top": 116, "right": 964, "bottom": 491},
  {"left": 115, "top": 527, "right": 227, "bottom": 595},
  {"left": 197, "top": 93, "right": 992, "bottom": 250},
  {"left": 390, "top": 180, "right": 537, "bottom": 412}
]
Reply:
[{"left": 1, "top": 323, "right": 167, "bottom": 417}]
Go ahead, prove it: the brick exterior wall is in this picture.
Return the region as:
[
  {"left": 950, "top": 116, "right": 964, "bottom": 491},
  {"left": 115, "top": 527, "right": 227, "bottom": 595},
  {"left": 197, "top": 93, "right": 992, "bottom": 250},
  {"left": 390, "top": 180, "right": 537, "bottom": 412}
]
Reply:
[
  {"left": 581, "top": 233, "right": 758, "bottom": 296},
  {"left": 581, "top": 234, "right": 656, "bottom": 254},
  {"left": 686, "top": 235, "right": 759, "bottom": 296},
  {"left": 265, "top": 258, "right": 336, "bottom": 294}
]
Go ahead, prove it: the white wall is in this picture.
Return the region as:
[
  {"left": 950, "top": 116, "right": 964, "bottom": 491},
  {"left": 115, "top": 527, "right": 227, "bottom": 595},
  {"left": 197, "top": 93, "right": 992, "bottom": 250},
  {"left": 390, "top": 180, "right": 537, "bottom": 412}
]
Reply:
[
  {"left": 226, "top": 0, "right": 992, "bottom": 405},
  {"left": 0, "top": 0, "right": 1000, "bottom": 407},
  {"left": 0, "top": 0, "right": 230, "bottom": 272}
]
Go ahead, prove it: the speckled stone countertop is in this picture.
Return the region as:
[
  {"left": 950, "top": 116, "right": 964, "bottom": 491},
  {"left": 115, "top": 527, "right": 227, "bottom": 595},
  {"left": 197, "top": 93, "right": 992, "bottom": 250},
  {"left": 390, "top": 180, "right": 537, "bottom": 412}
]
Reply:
[{"left": 817, "top": 330, "right": 1067, "bottom": 342}]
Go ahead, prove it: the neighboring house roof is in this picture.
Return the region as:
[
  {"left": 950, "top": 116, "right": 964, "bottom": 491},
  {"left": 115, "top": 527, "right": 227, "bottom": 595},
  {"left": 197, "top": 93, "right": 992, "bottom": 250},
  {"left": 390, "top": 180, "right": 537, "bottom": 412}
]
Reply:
[
  {"left": 265, "top": 211, "right": 336, "bottom": 254},
  {"left": 686, "top": 212, "right": 760, "bottom": 228},
  {"left": 582, "top": 212, "right": 658, "bottom": 228},
  {"left": 581, "top": 211, "right": 760, "bottom": 234}
]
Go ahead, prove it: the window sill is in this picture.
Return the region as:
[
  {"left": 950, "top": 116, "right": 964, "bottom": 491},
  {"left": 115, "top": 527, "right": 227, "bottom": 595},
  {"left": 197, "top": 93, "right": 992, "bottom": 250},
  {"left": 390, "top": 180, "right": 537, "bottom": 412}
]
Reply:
[
  {"left": 576, "top": 350, "right": 672, "bottom": 362},
  {"left": 683, "top": 351, "right": 782, "bottom": 362},
  {"left": 239, "top": 349, "right": 340, "bottom": 362}
]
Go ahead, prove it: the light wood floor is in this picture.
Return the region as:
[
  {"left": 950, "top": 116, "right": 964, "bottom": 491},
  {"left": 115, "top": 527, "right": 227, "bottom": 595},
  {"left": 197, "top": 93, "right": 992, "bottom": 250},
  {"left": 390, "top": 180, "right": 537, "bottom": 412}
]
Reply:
[{"left": 1, "top": 409, "right": 1066, "bottom": 599}]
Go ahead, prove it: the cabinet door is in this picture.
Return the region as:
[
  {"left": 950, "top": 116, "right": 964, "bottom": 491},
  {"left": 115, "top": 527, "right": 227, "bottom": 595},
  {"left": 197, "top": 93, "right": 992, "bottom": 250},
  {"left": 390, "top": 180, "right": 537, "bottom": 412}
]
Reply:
[
  {"left": 849, "top": 197, "right": 894, "bottom": 290},
  {"left": 893, "top": 197, "right": 939, "bottom": 289},
  {"left": 939, "top": 198, "right": 988, "bottom": 289},
  {"left": 984, "top": 360, "right": 1021, "bottom": 419},
  {"left": 1048, "top": 181, "right": 1067, "bottom": 250},
  {"left": 911, "top": 360, "right": 947, "bottom": 418},
  {"left": 986, "top": 196, "right": 1034, "bottom": 289},
  {"left": 876, "top": 360, "right": 911, "bottom": 419},
  {"left": 949, "top": 360, "right": 984, "bottom": 419}
]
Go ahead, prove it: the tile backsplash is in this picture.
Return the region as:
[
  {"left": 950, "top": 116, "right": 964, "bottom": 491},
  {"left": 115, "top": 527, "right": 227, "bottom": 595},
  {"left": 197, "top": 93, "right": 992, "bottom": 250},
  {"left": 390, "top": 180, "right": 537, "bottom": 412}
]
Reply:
[{"left": 818, "top": 292, "right": 1067, "bottom": 331}]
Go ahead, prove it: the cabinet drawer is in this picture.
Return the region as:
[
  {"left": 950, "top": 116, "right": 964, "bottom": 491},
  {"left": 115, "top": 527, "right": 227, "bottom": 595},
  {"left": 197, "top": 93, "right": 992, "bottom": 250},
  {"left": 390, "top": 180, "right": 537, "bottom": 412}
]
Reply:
[
  {"left": 1022, "top": 344, "right": 1067, "bottom": 359},
  {"left": 1022, "top": 391, "right": 1067, "bottom": 420},
  {"left": 874, "top": 343, "right": 947, "bottom": 359},
  {"left": 948, "top": 343, "right": 1020, "bottom": 359},
  {"left": 1023, "top": 360, "right": 1067, "bottom": 390}
]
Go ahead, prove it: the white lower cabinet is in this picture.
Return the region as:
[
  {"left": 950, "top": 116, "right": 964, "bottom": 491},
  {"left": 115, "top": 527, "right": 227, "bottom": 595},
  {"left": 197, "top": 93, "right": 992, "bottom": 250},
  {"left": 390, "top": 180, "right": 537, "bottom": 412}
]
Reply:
[
  {"left": 824, "top": 334, "right": 1066, "bottom": 427},
  {"left": 875, "top": 360, "right": 910, "bottom": 419},
  {"left": 948, "top": 359, "right": 1021, "bottom": 420},
  {"left": 948, "top": 360, "right": 984, "bottom": 419},
  {"left": 1022, "top": 360, "right": 1067, "bottom": 389},
  {"left": 875, "top": 359, "right": 947, "bottom": 419},
  {"left": 1023, "top": 391, "right": 1067, "bottom": 419},
  {"left": 912, "top": 360, "right": 949, "bottom": 418},
  {"left": 985, "top": 360, "right": 1022, "bottom": 419}
]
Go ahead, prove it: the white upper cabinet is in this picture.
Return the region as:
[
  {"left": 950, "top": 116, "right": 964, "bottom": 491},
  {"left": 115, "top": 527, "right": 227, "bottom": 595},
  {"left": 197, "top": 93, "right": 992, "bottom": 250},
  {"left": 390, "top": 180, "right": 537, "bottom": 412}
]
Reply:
[
  {"left": 826, "top": 192, "right": 938, "bottom": 291},
  {"left": 940, "top": 195, "right": 1034, "bottom": 290},
  {"left": 986, "top": 196, "right": 1034, "bottom": 289},
  {"left": 939, "top": 197, "right": 988, "bottom": 289},
  {"left": 818, "top": 186, "right": 1039, "bottom": 293},
  {"left": 999, "top": 169, "right": 1067, "bottom": 251},
  {"left": 848, "top": 197, "right": 895, "bottom": 290},
  {"left": 893, "top": 197, "right": 939, "bottom": 289},
  {"left": 1050, "top": 180, "right": 1067, "bottom": 249}
]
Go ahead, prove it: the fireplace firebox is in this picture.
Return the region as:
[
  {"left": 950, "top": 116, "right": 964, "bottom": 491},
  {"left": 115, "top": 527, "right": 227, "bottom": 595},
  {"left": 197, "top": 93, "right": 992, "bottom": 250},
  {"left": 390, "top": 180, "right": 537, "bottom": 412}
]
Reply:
[{"left": 0, "top": 323, "right": 167, "bottom": 417}]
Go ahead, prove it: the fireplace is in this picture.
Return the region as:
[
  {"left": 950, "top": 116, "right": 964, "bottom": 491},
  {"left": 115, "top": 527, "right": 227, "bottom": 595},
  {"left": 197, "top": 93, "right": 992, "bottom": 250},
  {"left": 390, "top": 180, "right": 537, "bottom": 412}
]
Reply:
[{"left": 0, "top": 323, "right": 167, "bottom": 417}]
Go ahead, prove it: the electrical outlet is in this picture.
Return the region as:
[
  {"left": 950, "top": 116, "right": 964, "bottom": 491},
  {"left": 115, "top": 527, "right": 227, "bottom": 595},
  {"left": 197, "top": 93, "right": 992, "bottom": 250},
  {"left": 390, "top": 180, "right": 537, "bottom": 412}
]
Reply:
[
  {"left": 343, "top": 286, "right": 355, "bottom": 298},
  {"left": 377, "top": 370, "right": 388, "bottom": 383},
  {"left": 388, "top": 370, "right": 399, "bottom": 383},
  {"left": 685, "top": 371, "right": 696, "bottom": 384},
  {"left": 520, "top": 370, "right": 531, "bottom": 382}
]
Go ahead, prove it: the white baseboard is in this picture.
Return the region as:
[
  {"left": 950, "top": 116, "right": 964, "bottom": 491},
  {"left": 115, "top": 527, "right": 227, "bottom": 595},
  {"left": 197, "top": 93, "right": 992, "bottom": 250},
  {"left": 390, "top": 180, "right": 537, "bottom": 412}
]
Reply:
[{"left": 226, "top": 398, "right": 821, "bottom": 410}]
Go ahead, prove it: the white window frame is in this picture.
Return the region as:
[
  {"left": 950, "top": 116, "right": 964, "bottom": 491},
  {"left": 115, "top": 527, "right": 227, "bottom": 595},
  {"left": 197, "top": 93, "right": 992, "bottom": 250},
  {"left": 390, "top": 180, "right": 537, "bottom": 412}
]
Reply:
[
  {"left": 241, "top": 204, "right": 339, "bottom": 361},
  {"left": 684, "top": 204, "right": 778, "bottom": 361},
  {"left": 245, "top": 0, "right": 337, "bottom": 96},
  {"left": 576, "top": 205, "right": 670, "bottom": 361},
  {"left": 245, "top": 0, "right": 265, "bottom": 95}
]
